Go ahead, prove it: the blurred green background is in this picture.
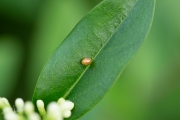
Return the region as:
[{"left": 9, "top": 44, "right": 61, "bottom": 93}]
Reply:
[{"left": 0, "top": 0, "right": 180, "bottom": 120}]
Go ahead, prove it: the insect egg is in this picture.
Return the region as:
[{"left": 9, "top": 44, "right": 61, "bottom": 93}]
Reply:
[{"left": 81, "top": 58, "right": 92, "bottom": 66}]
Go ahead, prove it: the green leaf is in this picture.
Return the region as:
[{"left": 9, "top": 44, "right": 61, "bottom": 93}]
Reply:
[{"left": 32, "top": 0, "right": 155, "bottom": 119}]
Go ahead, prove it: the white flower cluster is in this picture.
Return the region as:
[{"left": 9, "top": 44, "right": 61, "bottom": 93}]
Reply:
[{"left": 0, "top": 97, "right": 74, "bottom": 120}]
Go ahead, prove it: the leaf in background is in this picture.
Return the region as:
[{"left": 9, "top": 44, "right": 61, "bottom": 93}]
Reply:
[
  {"left": 0, "top": 0, "right": 42, "bottom": 22},
  {"left": 33, "top": 0, "right": 155, "bottom": 119},
  {"left": 0, "top": 36, "right": 23, "bottom": 97}
]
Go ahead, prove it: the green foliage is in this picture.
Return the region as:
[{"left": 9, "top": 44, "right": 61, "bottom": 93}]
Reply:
[
  {"left": 33, "top": 0, "right": 155, "bottom": 119},
  {"left": 0, "top": 36, "right": 23, "bottom": 96}
]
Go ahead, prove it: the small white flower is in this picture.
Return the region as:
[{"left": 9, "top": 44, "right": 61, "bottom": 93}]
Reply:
[
  {"left": 0, "top": 97, "right": 74, "bottom": 120},
  {"left": 62, "top": 110, "right": 71, "bottom": 118},
  {"left": 15, "top": 98, "right": 24, "bottom": 114},
  {"left": 61, "top": 100, "right": 74, "bottom": 110},
  {"left": 4, "top": 112, "right": 19, "bottom": 120},
  {"left": 57, "top": 98, "right": 65, "bottom": 105},
  {"left": 36, "top": 100, "right": 46, "bottom": 116},
  {"left": 28, "top": 112, "right": 41, "bottom": 120},
  {"left": 0, "top": 97, "right": 6, "bottom": 109},
  {"left": 3, "top": 107, "right": 13, "bottom": 114},
  {"left": 59, "top": 100, "right": 74, "bottom": 118},
  {"left": 46, "top": 102, "right": 63, "bottom": 120},
  {"left": 1, "top": 98, "right": 10, "bottom": 107},
  {"left": 24, "top": 101, "right": 34, "bottom": 115}
]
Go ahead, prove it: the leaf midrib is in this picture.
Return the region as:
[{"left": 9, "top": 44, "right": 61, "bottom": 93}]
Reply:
[{"left": 62, "top": 0, "right": 138, "bottom": 98}]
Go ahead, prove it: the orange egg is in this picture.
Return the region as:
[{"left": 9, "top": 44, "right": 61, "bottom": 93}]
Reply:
[{"left": 81, "top": 58, "right": 92, "bottom": 66}]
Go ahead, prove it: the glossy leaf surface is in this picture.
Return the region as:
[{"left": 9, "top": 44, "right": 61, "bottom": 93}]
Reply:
[{"left": 33, "top": 0, "right": 155, "bottom": 119}]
